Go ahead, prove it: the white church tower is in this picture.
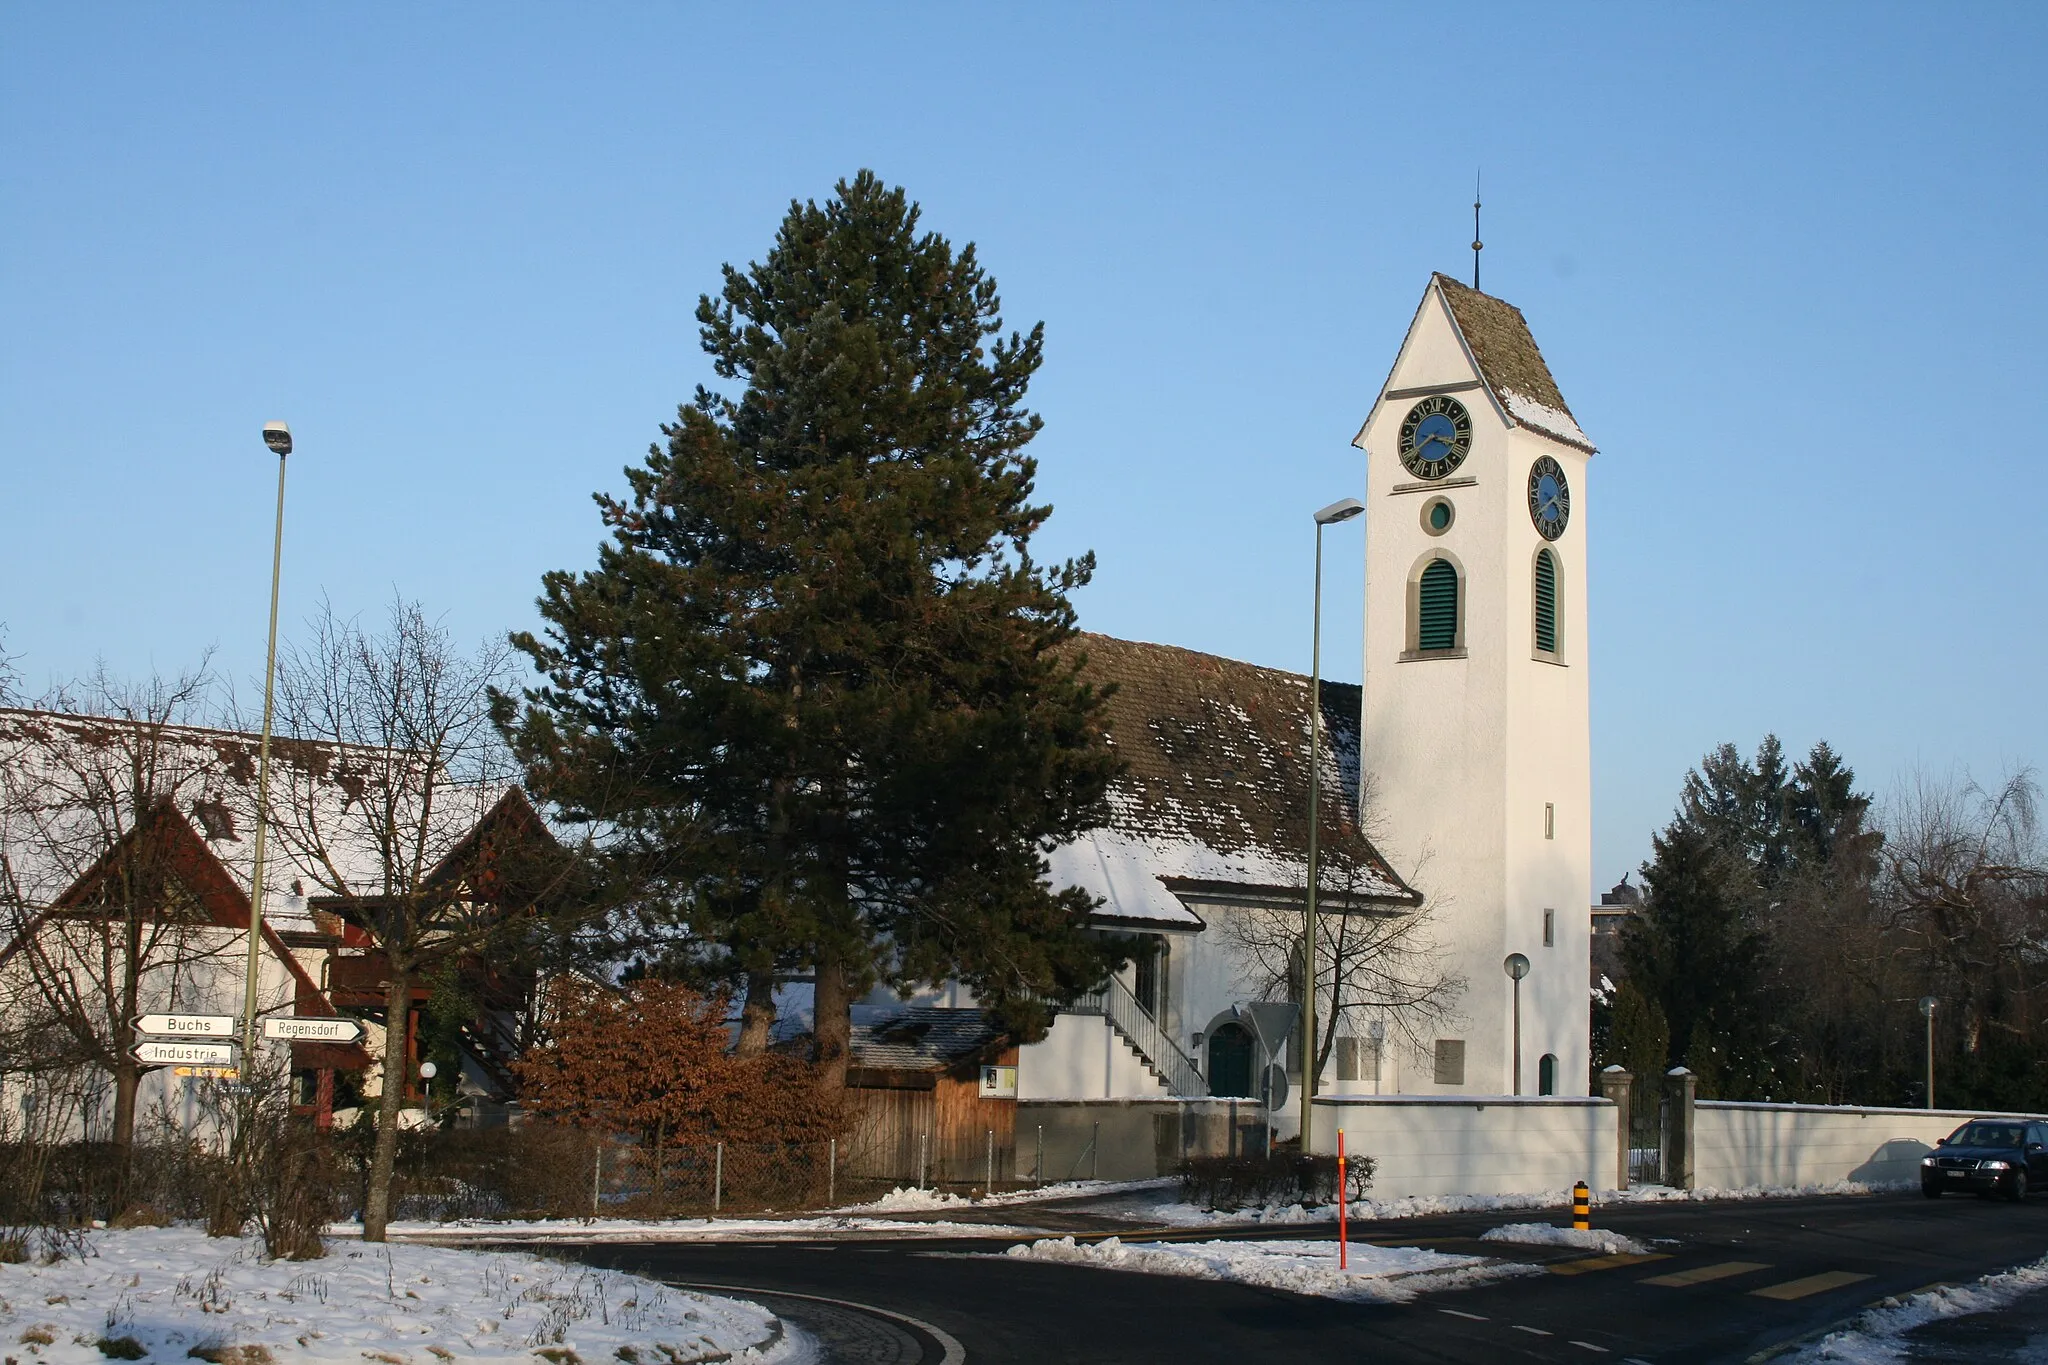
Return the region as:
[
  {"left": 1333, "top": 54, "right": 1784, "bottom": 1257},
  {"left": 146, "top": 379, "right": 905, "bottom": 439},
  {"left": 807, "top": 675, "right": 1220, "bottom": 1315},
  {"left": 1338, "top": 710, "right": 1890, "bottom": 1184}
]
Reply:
[{"left": 1353, "top": 273, "right": 1595, "bottom": 1098}]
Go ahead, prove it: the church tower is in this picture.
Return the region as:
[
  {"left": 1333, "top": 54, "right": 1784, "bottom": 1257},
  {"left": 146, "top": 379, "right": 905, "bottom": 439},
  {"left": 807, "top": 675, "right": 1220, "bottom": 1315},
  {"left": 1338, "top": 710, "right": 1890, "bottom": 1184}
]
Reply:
[{"left": 1353, "top": 274, "right": 1594, "bottom": 1097}]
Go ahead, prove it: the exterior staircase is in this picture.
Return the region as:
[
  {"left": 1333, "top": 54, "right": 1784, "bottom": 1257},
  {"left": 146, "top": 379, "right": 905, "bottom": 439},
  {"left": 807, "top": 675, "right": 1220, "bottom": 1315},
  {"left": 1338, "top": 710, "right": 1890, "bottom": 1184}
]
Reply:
[{"left": 1066, "top": 973, "right": 1208, "bottom": 1097}]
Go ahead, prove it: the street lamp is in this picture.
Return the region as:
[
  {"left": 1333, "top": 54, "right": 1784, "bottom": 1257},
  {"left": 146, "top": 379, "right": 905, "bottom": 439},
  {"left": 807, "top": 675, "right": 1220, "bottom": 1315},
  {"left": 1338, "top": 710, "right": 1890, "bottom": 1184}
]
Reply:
[
  {"left": 1504, "top": 953, "right": 1531, "bottom": 1095},
  {"left": 1918, "top": 996, "right": 1939, "bottom": 1110},
  {"left": 1302, "top": 496, "right": 1365, "bottom": 1148},
  {"left": 239, "top": 422, "right": 293, "bottom": 1067},
  {"left": 419, "top": 1059, "right": 438, "bottom": 1111}
]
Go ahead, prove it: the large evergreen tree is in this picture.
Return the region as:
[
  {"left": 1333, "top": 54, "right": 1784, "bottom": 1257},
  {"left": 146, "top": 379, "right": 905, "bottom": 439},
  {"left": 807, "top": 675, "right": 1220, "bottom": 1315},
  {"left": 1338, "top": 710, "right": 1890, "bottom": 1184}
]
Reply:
[{"left": 497, "top": 172, "right": 1121, "bottom": 1090}]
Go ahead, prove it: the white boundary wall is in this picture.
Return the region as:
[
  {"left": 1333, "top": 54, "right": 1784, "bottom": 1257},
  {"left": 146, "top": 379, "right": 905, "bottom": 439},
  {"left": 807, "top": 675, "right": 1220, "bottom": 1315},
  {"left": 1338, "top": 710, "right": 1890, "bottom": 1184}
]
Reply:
[
  {"left": 1311, "top": 1095, "right": 1620, "bottom": 1196},
  {"left": 1692, "top": 1102, "right": 2033, "bottom": 1190}
]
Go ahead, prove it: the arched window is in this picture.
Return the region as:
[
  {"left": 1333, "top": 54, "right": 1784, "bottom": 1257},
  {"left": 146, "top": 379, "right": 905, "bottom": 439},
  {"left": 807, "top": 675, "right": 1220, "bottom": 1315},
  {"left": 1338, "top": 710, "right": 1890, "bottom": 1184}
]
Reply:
[
  {"left": 1534, "top": 548, "right": 1559, "bottom": 656},
  {"left": 1417, "top": 558, "right": 1459, "bottom": 652},
  {"left": 1538, "top": 1053, "right": 1558, "bottom": 1096}
]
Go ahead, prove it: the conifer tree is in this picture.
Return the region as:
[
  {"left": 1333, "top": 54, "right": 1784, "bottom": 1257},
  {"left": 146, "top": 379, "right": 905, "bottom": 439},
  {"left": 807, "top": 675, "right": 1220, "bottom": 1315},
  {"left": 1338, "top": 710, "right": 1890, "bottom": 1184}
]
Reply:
[{"left": 498, "top": 172, "right": 1120, "bottom": 1090}]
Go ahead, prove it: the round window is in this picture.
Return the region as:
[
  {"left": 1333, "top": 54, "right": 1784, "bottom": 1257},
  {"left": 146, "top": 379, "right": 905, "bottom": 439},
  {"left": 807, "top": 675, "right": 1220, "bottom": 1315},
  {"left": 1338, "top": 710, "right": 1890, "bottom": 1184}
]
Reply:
[{"left": 1422, "top": 498, "right": 1455, "bottom": 535}]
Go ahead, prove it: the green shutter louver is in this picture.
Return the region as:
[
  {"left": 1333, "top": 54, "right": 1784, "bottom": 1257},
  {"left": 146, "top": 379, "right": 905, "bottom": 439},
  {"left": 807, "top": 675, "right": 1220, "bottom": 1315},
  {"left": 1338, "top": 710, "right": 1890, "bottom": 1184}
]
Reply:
[
  {"left": 1417, "top": 559, "right": 1459, "bottom": 651},
  {"left": 1534, "top": 548, "right": 1558, "bottom": 655}
]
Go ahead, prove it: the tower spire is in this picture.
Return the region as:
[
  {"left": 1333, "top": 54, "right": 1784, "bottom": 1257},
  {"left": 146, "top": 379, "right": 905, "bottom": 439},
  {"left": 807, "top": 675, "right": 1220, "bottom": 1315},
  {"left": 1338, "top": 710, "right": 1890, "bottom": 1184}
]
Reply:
[{"left": 1472, "top": 171, "right": 1483, "bottom": 291}]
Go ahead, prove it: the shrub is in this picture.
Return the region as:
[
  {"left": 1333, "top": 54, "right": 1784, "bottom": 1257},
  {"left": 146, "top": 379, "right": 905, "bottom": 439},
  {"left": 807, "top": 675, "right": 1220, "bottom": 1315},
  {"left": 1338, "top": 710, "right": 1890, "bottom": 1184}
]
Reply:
[
  {"left": 1175, "top": 1152, "right": 1375, "bottom": 1211},
  {"left": 95, "top": 1337, "right": 147, "bottom": 1359}
]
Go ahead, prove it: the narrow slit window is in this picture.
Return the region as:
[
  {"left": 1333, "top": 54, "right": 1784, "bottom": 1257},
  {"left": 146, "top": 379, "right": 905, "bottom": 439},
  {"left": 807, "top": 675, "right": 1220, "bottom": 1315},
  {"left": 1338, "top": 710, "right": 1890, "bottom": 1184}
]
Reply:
[
  {"left": 1543, "top": 908, "right": 1556, "bottom": 947},
  {"left": 1417, "top": 559, "right": 1459, "bottom": 651},
  {"left": 1544, "top": 802, "right": 1555, "bottom": 839},
  {"left": 1534, "top": 548, "right": 1559, "bottom": 655}
]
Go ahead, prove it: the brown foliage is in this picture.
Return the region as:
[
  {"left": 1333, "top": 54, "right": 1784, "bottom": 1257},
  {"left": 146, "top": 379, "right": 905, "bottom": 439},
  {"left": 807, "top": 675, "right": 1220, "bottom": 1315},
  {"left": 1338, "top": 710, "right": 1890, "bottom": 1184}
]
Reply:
[{"left": 515, "top": 979, "right": 841, "bottom": 1147}]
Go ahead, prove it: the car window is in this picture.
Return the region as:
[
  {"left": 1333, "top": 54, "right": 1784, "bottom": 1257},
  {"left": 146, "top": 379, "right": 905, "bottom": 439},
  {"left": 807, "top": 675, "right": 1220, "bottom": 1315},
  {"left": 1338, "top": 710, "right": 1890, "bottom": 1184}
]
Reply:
[{"left": 1951, "top": 1122, "right": 2025, "bottom": 1148}]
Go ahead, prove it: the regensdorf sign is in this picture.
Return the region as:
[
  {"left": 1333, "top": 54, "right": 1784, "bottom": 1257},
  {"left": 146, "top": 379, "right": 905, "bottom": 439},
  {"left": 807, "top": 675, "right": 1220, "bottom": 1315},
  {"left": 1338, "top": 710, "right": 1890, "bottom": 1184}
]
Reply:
[
  {"left": 261, "top": 1017, "right": 364, "bottom": 1043},
  {"left": 134, "top": 1040, "right": 237, "bottom": 1067}
]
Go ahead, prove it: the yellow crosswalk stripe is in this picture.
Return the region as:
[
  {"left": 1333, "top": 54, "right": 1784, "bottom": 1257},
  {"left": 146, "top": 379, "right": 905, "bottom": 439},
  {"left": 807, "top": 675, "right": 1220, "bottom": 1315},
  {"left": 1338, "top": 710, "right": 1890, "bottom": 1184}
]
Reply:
[
  {"left": 1642, "top": 1260, "right": 1772, "bottom": 1287},
  {"left": 1548, "top": 1252, "right": 1671, "bottom": 1276},
  {"left": 1749, "top": 1271, "right": 1872, "bottom": 1301}
]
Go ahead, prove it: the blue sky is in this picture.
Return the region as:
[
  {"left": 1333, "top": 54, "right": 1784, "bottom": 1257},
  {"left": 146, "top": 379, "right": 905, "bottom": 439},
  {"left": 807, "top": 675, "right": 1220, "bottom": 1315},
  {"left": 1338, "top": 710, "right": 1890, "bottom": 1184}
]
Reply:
[{"left": 4, "top": 4, "right": 2044, "bottom": 884}]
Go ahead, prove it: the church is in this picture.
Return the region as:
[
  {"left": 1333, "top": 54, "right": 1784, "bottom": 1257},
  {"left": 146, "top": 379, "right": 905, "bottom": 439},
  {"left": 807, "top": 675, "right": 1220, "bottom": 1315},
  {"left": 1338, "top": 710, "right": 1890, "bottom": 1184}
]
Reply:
[{"left": 869, "top": 272, "right": 1597, "bottom": 1143}]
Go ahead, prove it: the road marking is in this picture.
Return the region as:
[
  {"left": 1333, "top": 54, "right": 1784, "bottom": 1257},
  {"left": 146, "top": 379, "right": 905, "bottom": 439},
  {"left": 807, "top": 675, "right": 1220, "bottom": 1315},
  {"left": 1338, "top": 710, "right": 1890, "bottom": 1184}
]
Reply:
[
  {"left": 1641, "top": 1260, "right": 1772, "bottom": 1286},
  {"left": 1749, "top": 1270, "right": 1873, "bottom": 1301},
  {"left": 1548, "top": 1252, "right": 1671, "bottom": 1276},
  {"left": 1438, "top": 1309, "right": 1489, "bottom": 1321},
  {"left": 1570, "top": 1344, "right": 1610, "bottom": 1355},
  {"left": 1513, "top": 1324, "right": 1554, "bottom": 1336},
  {"left": 661, "top": 1281, "right": 966, "bottom": 1365}
]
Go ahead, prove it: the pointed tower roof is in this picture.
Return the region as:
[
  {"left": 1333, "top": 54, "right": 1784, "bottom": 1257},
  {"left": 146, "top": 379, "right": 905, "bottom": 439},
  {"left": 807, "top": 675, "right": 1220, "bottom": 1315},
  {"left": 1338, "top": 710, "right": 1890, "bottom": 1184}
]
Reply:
[{"left": 1395, "top": 273, "right": 1596, "bottom": 455}]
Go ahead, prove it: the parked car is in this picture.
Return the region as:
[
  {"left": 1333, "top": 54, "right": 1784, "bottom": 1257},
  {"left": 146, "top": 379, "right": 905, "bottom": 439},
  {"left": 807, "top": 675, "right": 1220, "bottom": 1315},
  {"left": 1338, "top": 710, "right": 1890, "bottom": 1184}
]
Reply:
[{"left": 1920, "top": 1119, "right": 2048, "bottom": 1200}]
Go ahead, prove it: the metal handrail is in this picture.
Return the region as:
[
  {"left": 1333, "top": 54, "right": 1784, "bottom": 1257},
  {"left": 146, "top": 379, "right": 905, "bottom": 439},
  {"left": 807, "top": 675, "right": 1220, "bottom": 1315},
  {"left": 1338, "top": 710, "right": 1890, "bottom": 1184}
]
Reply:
[{"left": 1069, "top": 973, "right": 1207, "bottom": 1097}]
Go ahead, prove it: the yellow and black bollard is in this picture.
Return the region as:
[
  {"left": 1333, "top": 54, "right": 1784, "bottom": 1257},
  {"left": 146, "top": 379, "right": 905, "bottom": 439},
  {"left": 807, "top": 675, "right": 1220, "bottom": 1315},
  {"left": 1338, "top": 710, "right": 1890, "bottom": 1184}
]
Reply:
[{"left": 1572, "top": 1180, "right": 1591, "bottom": 1231}]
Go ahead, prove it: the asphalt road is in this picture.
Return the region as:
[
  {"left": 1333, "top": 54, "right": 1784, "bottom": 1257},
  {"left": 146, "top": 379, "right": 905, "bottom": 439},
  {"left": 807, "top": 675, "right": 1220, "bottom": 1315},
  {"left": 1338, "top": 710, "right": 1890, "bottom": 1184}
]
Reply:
[{"left": 554, "top": 1192, "right": 2048, "bottom": 1365}]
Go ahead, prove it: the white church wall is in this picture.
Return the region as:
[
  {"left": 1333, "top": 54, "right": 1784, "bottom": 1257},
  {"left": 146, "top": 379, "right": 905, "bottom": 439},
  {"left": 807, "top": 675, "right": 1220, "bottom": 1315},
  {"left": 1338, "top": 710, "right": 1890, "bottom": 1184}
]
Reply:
[{"left": 1017, "top": 1012, "right": 1169, "bottom": 1100}]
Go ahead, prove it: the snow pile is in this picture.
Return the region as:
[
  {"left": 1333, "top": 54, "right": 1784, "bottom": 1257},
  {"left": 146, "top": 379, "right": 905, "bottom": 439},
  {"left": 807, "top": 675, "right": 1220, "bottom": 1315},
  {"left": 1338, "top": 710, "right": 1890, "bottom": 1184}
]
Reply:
[
  {"left": 1790, "top": 1251, "right": 2048, "bottom": 1362},
  {"left": 1480, "top": 1223, "right": 1648, "bottom": 1255},
  {"left": 0, "top": 1226, "right": 796, "bottom": 1364},
  {"left": 1143, "top": 1180, "right": 1899, "bottom": 1228},
  {"left": 842, "top": 1186, "right": 973, "bottom": 1213},
  {"left": 1002, "top": 1235, "right": 1532, "bottom": 1302},
  {"left": 1610, "top": 1179, "right": 1905, "bottom": 1203},
  {"left": 980, "top": 1177, "right": 1177, "bottom": 1206},
  {"left": 352, "top": 1213, "right": 1037, "bottom": 1243}
]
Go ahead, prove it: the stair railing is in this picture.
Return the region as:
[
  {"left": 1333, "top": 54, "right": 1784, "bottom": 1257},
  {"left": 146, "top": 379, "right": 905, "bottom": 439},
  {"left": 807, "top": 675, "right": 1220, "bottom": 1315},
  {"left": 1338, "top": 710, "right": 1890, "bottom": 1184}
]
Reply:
[{"left": 1066, "top": 973, "right": 1207, "bottom": 1097}]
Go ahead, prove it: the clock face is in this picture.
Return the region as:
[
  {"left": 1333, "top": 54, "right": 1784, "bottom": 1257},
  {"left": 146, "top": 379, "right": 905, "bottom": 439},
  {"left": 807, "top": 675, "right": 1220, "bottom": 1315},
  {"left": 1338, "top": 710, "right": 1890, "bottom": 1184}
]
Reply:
[
  {"left": 1398, "top": 395, "right": 1473, "bottom": 480},
  {"left": 1528, "top": 456, "right": 1571, "bottom": 540}
]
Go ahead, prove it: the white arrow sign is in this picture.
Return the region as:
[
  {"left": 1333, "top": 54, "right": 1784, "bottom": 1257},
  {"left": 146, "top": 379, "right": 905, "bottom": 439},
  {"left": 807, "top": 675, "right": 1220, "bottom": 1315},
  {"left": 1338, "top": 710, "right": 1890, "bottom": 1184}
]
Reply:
[
  {"left": 262, "top": 1016, "right": 364, "bottom": 1043},
  {"left": 134, "top": 1013, "right": 237, "bottom": 1038},
  {"left": 134, "top": 1040, "right": 236, "bottom": 1066}
]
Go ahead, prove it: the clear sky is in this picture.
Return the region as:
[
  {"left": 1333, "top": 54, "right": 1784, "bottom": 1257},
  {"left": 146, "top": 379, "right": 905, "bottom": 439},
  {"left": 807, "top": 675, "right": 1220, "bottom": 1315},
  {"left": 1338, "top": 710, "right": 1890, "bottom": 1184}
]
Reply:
[{"left": 4, "top": 4, "right": 2044, "bottom": 886}]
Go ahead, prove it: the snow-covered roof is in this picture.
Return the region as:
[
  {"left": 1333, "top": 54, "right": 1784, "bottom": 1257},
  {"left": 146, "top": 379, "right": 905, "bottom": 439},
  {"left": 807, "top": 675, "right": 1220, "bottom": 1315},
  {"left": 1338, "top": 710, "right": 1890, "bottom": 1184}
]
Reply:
[
  {"left": 1049, "top": 636, "right": 1419, "bottom": 930},
  {"left": 850, "top": 1005, "right": 1005, "bottom": 1071},
  {"left": 1430, "top": 273, "right": 1596, "bottom": 455},
  {"left": 0, "top": 708, "right": 519, "bottom": 934}
]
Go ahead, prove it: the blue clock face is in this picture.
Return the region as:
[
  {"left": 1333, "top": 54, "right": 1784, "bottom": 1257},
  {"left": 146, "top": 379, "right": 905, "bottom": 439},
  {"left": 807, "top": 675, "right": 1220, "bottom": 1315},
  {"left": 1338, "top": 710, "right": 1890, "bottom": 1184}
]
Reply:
[
  {"left": 1528, "top": 456, "right": 1570, "bottom": 540},
  {"left": 1399, "top": 396, "right": 1473, "bottom": 479}
]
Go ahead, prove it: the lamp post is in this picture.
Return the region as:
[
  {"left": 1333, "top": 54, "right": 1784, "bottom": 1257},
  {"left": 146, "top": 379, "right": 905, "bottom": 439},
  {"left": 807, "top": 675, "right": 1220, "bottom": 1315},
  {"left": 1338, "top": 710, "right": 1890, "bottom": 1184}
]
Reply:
[
  {"left": 1302, "top": 496, "right": 1365, "bottom": 1148},
  {"left": 1918, "top": 996, "right": 1938, "bottom": 1110},
  {"left": 419, "top": 1059, "right": 438, "bottom": 1113},
  {"left": 239, "top": 422, "right": 293, "bottom": 1070},
  {"left": 1504, "top": 953, "right": 1531, "bottom": 1095}
]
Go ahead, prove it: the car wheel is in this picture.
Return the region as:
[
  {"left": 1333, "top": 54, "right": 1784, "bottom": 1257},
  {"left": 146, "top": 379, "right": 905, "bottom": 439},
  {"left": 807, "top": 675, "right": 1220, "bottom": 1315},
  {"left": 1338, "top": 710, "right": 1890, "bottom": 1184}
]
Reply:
[
  {"left": 2009, "top": 1170, "right": 2029, "bottom": 1203},
  {"left": 1922, "top": 1181, "right": 1942, "bottom": 1199}
]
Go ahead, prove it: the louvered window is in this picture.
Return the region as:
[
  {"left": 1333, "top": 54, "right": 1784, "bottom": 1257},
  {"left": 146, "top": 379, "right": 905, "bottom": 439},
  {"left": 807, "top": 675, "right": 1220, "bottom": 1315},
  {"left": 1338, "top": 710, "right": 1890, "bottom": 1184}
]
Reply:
[
  {"left": 1534, "top": 548, "right": 1559, "bottom": 655},
  {"left": 1417, "top": 559, "right": 1459, "bottom": 651}
]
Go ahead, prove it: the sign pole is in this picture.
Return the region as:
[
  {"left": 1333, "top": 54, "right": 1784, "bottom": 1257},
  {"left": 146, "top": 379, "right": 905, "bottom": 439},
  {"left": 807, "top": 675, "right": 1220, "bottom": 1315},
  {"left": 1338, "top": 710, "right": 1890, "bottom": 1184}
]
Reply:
[
  {"left": 241, "top": 434, "right": 291, "bottom": 1064},
  {"left": 1337, "top": 1129, "right": 1349, "bottom": 1270}
]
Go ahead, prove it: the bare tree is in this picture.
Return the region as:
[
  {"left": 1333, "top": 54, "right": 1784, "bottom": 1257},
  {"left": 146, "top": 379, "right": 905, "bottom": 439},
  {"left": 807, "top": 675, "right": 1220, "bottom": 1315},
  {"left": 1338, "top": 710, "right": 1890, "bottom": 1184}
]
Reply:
[
  {"left": 0, "top": 660, "right": 239, "bottom": 1197},
  {"left": 254, "top": 596, "right": 520, "bottom": 1242},
  {"left": 1879, "top": 768, "right": 2048, "bottom": 1068}
]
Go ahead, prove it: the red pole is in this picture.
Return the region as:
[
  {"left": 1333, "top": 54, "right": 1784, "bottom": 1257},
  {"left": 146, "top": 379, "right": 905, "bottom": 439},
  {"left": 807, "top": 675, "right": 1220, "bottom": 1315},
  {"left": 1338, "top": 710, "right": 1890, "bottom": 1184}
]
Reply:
[{"left": 1337, "top": 1130, "right": 1348, "bottom": 1270}]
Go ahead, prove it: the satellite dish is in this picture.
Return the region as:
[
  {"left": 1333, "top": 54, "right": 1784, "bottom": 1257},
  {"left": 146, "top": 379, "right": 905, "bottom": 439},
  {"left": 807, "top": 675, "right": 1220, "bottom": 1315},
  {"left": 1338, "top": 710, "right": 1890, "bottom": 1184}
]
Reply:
[{"left": 1263, "top": 1064, "right": 1289, "bottom": 1111}]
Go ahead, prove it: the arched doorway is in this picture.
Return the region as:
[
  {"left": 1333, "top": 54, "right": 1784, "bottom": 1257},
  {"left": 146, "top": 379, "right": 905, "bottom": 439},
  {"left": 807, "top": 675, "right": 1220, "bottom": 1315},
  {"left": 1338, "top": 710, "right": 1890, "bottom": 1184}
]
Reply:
[{"left": 1208, "top": 1022, "right": 1255, "bottom": 1098}]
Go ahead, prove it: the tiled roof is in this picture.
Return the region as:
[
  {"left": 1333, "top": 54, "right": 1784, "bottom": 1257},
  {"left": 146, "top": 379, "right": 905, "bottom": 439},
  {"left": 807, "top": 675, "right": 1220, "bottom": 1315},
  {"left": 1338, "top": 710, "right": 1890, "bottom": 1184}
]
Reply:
[
  {"left": 850, "top": 1005, "right": 1005, "bottom": 1071},
  {"left": 1044, "top": 635, "right": 1418, "bottom": 927},
  {"left": 1431, "top": 273, "right": 1595, "bottom": 454}
]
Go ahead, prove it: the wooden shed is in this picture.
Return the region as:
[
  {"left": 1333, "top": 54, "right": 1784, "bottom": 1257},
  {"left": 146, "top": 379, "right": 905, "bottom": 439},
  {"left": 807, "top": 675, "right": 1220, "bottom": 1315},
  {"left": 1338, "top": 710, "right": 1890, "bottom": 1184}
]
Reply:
[{"left": 842, "top": 1006, "right": 1019, "bottom": 1190}]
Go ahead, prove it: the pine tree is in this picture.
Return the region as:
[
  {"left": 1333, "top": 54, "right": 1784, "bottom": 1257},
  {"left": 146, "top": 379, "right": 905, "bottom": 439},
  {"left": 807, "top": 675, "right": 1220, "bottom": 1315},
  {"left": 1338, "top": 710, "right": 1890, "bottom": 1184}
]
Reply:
[{"left": 498, "top": 172, "right": 1121, "bottom": 1091}]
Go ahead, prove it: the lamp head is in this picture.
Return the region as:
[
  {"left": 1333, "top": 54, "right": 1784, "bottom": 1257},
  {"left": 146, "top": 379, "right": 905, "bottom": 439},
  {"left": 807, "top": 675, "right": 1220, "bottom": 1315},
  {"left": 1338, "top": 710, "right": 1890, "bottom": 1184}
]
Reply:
[
  {"left": 1314, "top": 497, "right": 1366, "bottom": 526},
  {"left": 1503, "top": 952, "right": 1531, "bottom": 981},
  {"left": 1918, "top": 996, "right": 1939, "bottom": 1018},
  {"left": 418, "top": 1060, "right": 438, "bottom": 1081},
  {"left": 262, "top": 422, "right": 293, "bottom": 457}
]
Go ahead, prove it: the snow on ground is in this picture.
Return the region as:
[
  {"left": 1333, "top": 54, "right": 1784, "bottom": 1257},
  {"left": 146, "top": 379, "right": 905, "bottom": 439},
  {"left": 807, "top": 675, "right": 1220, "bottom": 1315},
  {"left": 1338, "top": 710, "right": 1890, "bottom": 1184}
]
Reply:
[
  {"left": 1139, "top": 1180, "right": 1906, "bottom": 1228},
  {"left": 978, "top": 1177, "right": 1177, "bottom": 1207},
  {"left": 1480, "top": 1223, "right": 1648, "bottom": 1255},
  {"left": 355, "top": 1214, "right": 1039, "bottom": 1244},
  {"left": 835, "top": 1187, "right": 973, "bottom": 1213},
  {"left": 1789, "top": 1251, "right": 2048, "bottom": 1363},
  {"left": 0, "top": 1227, "right": 797, "bottom": 1365},
  {"left": 1002, "top": 1235, "right": 1534, "bottom": 1302}
]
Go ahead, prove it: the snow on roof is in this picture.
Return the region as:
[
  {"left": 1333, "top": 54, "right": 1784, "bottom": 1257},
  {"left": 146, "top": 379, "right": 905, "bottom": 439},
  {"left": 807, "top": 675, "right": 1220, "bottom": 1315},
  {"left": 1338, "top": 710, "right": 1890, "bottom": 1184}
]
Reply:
[
  {"left": 1049, "top": 636, "right": 1418, "bottom": 929},
  {"left": 850, "top": 1004, "right": 1005, "bottom": 1071},
  {"left": 1431, "top": 273, "right": 1596, "bottom": 455},
  {"left": 0, "top": 708, "right": 517, "bottom": 932}
]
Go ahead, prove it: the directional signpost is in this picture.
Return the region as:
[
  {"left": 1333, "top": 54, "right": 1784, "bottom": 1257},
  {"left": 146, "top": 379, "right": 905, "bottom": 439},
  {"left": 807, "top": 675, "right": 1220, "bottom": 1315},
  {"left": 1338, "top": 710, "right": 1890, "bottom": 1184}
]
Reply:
[
  {"left": 134, "top": 1039, "right": 237, "bottom": 1067},
  {"left": 134, "top": 1012, "right": 237, "bottom": 1038},
  {"left": 262, "top": 1016, "right": 363, "bottom": 1043}
]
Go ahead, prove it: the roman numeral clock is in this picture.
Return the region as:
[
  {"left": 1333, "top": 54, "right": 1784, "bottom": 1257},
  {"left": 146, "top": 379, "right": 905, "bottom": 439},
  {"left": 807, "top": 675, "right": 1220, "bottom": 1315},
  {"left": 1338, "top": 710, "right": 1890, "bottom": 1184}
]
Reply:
[{"left": 1528, "top": 455, "right": 1570, "bottom": 540}]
